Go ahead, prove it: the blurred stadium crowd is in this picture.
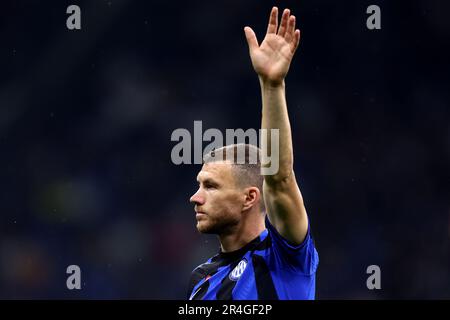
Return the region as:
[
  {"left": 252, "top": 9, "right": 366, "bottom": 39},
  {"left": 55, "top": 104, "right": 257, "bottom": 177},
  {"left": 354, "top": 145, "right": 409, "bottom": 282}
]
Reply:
[{"left": 0, "top": 0, "right": 449, "bottom": 298}]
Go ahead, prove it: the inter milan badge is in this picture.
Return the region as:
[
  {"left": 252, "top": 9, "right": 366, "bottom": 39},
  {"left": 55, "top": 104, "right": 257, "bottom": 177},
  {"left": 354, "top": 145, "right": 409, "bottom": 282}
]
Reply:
[{"left": 229, "top": 258, "right": 248, "bottom": 281}]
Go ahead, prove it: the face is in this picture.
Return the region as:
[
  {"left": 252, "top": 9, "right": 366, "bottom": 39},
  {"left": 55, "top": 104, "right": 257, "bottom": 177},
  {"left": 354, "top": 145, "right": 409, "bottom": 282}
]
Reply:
[{"left": 190, "top": 161, "right": 245, "bottom": 235}]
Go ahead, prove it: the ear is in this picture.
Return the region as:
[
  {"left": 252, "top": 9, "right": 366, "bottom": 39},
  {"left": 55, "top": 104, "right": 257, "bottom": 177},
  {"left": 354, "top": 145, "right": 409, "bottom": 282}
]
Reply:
[{"left": 242, "top": 187, "right": 261, "bottom": 211}]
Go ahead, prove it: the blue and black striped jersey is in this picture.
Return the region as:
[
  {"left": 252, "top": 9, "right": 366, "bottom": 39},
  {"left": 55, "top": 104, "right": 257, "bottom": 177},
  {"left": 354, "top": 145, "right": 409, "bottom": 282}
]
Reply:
[{"left": 187, "top": 215, "right": 319, "bottom": 300}]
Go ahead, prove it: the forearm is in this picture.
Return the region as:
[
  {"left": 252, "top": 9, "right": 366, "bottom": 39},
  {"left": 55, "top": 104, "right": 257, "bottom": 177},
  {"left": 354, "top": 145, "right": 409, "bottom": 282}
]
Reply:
[{"left": 260, "top": 78, "right": 294, "bottom": 181}]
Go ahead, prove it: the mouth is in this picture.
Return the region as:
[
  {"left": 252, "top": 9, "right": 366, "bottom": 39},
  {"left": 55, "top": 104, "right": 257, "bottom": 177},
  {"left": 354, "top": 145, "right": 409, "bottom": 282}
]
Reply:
[{"left": 195, "top": 211, "right": 207, "bottom": 219}]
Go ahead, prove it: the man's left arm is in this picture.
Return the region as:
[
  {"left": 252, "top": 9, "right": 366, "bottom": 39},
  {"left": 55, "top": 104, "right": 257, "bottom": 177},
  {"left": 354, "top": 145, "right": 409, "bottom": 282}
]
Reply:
[{"left": 244, "top": 7, "right": 308, "bottom": 245}]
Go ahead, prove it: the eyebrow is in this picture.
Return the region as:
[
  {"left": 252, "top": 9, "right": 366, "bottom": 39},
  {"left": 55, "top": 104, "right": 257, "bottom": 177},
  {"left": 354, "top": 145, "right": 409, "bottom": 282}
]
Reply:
[{"left": 197, "top": 177, "right": 219, "bottom": 186}]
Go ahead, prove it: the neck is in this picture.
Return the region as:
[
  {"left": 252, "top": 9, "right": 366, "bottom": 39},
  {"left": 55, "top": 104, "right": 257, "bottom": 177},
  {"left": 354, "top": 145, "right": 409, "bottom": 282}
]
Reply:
[{"left": 218, "top": 211, "right": 265, "bottom": 253}]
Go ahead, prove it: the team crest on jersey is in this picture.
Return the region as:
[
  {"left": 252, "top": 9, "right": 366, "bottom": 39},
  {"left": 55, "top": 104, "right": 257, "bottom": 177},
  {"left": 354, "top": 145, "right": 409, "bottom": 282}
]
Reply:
[{"left": 229, "top": 258, "right": 248, "bottom": 281}]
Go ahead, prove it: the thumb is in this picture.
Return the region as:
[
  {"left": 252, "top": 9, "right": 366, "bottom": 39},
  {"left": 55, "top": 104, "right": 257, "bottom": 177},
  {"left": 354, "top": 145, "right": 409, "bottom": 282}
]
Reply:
[{"left": 244, "top": 26, "right": 259, "bottom": 53}]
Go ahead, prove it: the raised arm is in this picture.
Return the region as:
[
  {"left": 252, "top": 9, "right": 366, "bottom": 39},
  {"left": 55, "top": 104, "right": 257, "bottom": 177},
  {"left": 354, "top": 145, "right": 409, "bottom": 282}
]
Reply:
[{"left": 244, "top": 7, "right": 308, "bottom": 245}]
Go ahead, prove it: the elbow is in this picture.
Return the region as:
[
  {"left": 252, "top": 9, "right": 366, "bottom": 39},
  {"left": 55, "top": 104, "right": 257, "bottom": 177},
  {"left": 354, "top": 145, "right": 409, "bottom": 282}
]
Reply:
[{"left": 263, "top": 167, "right": 295, "bottom": 187}]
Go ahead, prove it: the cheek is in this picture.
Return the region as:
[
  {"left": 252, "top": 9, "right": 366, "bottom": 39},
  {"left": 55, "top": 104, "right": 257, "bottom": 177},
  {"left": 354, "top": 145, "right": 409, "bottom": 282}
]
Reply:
[
  {"left": 206, "top": 191, "right": 238, "bottom": 214},
  {"left": 220, "top": 192, "right": 244, "bottom": 213}
]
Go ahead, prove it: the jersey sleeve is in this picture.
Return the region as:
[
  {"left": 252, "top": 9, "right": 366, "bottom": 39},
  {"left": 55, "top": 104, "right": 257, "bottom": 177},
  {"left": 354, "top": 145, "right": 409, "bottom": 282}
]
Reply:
[{"left": 265, "top": 215, "right": 319, "bottom": 275}]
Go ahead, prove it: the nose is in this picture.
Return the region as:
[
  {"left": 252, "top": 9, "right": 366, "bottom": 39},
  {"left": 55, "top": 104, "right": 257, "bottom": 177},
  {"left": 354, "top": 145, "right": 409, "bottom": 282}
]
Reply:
[{"left": 190, "top": 188, "right": 205, "bottom": 206}]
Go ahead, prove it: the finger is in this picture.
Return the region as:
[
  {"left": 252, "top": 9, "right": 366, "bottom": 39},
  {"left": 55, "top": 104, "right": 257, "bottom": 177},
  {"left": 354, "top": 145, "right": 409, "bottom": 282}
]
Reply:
[
  {"left": 285, "top": 15, "right": 296, "bottom": 43},
  {"left": 244, "top": 26, "right": 259, "bottom": 53},
  {"left": 291, "top": 29, "right": 301, "bottom": 54},
  {"left": 266, "top": 7, "right": 278, "bottom": 34},
  {"left": 277, "top": 8, "right": 290, "bottom": 37}
]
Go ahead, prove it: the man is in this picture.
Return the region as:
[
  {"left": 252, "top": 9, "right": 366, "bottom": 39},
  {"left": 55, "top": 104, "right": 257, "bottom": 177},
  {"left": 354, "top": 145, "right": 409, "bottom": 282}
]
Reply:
[{"left": 187, "top": 7, "right": 319, "bottom": 300}]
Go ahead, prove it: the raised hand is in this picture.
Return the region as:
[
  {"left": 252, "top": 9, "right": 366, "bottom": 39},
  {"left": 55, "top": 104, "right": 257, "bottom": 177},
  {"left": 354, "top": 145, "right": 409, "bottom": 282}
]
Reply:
[{"left": 244, "top": 7, "right": 301, "bottom": 86}]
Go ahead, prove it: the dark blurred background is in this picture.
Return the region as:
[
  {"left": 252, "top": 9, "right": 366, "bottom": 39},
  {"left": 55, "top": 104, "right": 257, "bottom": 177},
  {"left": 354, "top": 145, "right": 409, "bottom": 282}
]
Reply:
[{"left": 0, "top": 0, "right": 449, "bottom": 299}]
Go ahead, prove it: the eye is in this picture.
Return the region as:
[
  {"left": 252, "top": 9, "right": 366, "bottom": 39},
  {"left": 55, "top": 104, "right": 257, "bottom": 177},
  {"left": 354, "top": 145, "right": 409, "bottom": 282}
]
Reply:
[{"left": 204, "top": 182, "right": 217, "bottom": 190}]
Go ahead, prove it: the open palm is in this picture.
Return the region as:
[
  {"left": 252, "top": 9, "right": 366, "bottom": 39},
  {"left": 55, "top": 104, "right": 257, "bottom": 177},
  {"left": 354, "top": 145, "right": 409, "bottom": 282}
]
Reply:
[{"left": 244, "top": 7, "right": 301, "bottom": 85}]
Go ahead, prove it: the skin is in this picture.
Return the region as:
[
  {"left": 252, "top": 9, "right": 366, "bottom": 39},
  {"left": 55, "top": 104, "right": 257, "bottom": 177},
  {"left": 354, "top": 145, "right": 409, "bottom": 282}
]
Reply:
[
  {"left": 191, "top": 7, "right": 308, "bottom": 252},
  {"left": 190, "top": 161, "right": 264, "bottom": 252}
]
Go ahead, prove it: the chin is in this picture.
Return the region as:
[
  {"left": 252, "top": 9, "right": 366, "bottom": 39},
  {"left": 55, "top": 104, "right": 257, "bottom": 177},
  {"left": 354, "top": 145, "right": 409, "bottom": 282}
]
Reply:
[
  {"left": 196, "top": 222, "right": 208, "bottom": 233},
  {"left": 196, "top": 221, "right": 215, "bottom": 234}
]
